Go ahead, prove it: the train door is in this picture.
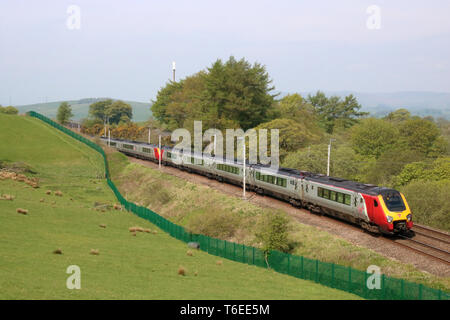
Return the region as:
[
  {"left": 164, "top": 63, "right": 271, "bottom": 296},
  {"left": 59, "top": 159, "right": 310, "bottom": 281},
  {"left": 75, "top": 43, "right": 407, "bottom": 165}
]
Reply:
[{"left": 356, "top": 193, "right": 369, "bottom": 222}]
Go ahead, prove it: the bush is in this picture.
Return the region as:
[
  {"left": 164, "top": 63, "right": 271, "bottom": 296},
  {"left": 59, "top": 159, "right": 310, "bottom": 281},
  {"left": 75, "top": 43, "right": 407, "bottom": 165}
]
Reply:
[
  {"left": 255, "top": 213, "right": 292, "bottom": 253},
  {"left": 400, "top": 180, "right": 450, "bottom": 231},
  {"left": 186, "top": 210, "right": 240, "bottom": 239},
  {"left": 0, "top": 106, "right": 19, "bottom": 115}
]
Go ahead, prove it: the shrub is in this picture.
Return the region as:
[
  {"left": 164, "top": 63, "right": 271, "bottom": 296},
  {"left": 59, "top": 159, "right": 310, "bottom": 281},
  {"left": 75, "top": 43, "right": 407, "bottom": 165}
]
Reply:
[
  {"left": 186, "top": 210, "right": 240, "bottom": 239},
  {"left": 255, "top": 213, "right": 292, "bottom": 254},
  {"left": 400, "top": 180, "right": 450, "bottom": 231}
]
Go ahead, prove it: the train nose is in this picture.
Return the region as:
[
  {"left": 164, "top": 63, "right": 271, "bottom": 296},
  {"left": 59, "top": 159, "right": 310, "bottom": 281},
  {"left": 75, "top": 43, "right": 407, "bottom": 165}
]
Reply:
[{"left": 394, "top": 220, "right": 408, "bottom": 233}]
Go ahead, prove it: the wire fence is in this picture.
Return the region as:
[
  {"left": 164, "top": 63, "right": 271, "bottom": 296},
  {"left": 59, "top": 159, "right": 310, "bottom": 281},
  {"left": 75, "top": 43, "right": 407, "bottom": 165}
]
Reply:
[{"left": 27, "top": 111, "right": 449, "bottom": 300}]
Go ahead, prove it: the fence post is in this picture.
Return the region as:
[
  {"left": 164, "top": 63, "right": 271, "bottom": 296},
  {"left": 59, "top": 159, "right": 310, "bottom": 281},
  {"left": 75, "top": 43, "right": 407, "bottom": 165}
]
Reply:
[
  {"left": 364, "top": 271, "right": 367, "bottom": 298},
  {"left": 252, "top": 247, "right": 255, "bottom": 265},
  {"left": 348, "top": 266, "right": 352, "bottom": 292},
  {"left": 233, "top": 242, "right": 236, "bottom": 261},
  {"left": 301, "top": 256, "right": 304, "bottom": 278},
  {"left": 287, "top": 255, "right": 290, "bottom": 274},
  {"left": 401, "top": 279, "right": 404, "bottom": 300},
  {"left": 315, "top": 260, "right": 319, "bottom": 283},
  {"left": 243, "top": 245, "right": 245, "bottom": 264},
  {"left": 331, "top": 263, "right": 335, "bottom": 288}
]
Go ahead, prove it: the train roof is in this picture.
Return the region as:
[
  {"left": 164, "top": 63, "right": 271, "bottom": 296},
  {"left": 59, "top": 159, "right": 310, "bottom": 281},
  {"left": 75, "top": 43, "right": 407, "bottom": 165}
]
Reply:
[
  {"left": 103, "top": 137, "right": 391, "bottom": 195},
  {"left": 305, "top": 174, "right": 388, "bottom": 195}
]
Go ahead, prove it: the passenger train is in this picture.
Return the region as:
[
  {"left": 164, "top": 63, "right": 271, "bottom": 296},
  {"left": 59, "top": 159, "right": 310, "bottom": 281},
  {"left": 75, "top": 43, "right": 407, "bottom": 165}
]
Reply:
[{"left": 101, "top": 137, "right": 413, "bottom": 235}]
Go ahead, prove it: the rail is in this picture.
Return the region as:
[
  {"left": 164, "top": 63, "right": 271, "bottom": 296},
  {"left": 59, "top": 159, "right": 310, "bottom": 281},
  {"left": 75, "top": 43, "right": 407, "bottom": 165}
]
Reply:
[{"left": 26, "top": 111, "right": 449, "bottom": 300}]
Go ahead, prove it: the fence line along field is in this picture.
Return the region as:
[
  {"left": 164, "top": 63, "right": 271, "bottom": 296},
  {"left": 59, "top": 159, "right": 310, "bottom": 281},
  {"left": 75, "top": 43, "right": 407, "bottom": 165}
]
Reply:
[{"left": 0, "top": 113, "right": 360, "bottom": 299}]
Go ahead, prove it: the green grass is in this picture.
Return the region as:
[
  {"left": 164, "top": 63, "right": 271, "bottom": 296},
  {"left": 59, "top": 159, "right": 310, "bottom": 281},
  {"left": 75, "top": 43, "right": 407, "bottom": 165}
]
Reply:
[
  {"left": 0, "top": 114, "right": 360, "bottom": 299},
  {"left": 107, "top": 145, "right": 450, "bottom": 292}
]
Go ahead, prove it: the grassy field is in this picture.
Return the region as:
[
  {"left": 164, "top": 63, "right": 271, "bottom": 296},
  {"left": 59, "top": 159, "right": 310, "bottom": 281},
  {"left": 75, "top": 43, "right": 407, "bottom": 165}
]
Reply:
[
  {"left": 107, "top": 149, "right": 450, "bottom": 292},
  {"left": 0, "top": 113, "right": 360, "bottom": 299}
]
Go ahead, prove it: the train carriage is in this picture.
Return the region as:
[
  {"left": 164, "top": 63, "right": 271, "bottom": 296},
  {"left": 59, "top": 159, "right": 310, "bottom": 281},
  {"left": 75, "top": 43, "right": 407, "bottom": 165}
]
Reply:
[{"left": 100, "top": 136, "right": 413, "bottom": 235}]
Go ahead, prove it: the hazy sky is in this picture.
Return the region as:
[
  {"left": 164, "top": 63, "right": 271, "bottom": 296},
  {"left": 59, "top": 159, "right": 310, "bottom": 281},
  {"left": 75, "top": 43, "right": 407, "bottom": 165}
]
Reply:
[{"left": 1, "top": 0, "right": 449, "bottom": 105}]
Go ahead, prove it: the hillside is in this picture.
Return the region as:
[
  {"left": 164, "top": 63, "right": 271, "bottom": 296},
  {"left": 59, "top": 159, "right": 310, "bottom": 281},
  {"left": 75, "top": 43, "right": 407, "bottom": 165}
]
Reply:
[
  {"left": 16, "top": 98, "right": 153, "bottom": 122},
  {"left": 0, "top": 113, "right": 359, "bottom": 299},
  {"left": 291, "top": 91, "right": 450, "bottom": 119}
]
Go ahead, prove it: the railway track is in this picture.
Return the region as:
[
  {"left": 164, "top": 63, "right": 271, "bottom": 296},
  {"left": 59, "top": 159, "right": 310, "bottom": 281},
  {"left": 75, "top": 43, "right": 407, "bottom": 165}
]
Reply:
[
  {"left": 413, "top": 224, "right": 450, "bottom": 245},
  {"left": 391, "top": 224, "right": 450, "bottom": 265},
  {"left": 124, "top": 154, "right": 450, "bottom": 269}
]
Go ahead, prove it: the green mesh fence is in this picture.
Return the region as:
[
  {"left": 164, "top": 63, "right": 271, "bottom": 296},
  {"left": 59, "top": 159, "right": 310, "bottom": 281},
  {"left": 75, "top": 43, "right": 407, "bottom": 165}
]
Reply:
[{"left": 27, "top": 111, "right": 449, "bottom": 300}]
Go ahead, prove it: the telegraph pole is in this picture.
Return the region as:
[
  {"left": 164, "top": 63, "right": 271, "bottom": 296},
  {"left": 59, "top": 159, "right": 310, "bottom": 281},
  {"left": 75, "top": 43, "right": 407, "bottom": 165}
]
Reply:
[
  {"left": 148, "top": 127, "right": 151, "bottom": 144},
  {"left": 327, "top": 139, "right": 336, "bottom": 176},
  {"left": 172, "top": 61, "right": 176, "bottom": 82},
  {"left": 238, "top": 137, "right": 246, "bottom": 199}
]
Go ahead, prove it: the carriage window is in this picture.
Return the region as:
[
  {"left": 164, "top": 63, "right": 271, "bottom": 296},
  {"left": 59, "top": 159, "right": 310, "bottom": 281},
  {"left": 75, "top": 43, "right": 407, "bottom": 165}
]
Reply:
[
  {"left": 123, "top": 144, "right": 134, "bottom": 150},
  {"left": 330, "top": 191, "right": 337, "bottom": 201},
  {"left": 323, "top": 189, "right": 330, "bottom": 199},
  {"left": 142, "top": 147, "right": 152, "bottom": 153},
  {"left": 344, "top": 195, "right": 351, "bottom": 206},
  {"left": 318, "top": 187, "right": 323, "bottom": 197},
  {"left": 276, "top": 177, "right": 287, "bottom": 188},
  {"left": 337, "top": 193, "right": 344, "bottom": 203}
]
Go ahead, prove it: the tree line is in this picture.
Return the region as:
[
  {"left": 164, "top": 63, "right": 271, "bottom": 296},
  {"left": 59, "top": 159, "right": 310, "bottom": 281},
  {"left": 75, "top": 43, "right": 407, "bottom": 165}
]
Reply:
[
  {"left": 149, "top": 56, "right": 450, "bottom": 230},
  {"left": 0, "top": 105, "right": 19, "bottom": 115}
]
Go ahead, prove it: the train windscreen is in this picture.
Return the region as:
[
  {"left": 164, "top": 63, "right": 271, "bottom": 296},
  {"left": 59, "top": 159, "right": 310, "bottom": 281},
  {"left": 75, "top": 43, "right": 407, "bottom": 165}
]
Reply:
[{"left": 382, "top": 190, "right": 406, "bottom": 212}]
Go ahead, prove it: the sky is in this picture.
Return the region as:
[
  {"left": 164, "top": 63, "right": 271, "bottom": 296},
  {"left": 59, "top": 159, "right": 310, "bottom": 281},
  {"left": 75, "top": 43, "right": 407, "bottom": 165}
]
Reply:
[{"left": 0, "top": 0, "right": 449, "bottom": 106}]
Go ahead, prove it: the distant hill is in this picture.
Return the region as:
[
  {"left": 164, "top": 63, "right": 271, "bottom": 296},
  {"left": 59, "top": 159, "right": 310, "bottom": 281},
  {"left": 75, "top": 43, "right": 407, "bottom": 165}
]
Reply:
[
  {"left": 278, "top": 91, "right": 450, "bottom": 119},
  {"left": 16, "top": 98, "right": 153, "bottom": 122}
]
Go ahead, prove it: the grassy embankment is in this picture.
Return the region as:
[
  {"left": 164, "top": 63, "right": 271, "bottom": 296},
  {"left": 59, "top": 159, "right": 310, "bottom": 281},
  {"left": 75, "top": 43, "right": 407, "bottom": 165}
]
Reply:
[
  {"left": 0, "top": 113, "right": 360, "bottom": 299},
  {"left": 107, "top": 148, "right": 450, "bottom": 292}
]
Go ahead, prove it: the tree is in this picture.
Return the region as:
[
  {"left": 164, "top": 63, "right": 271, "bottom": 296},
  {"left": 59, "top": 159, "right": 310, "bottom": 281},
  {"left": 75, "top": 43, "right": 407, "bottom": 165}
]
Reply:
[
  {"left": 255, "top": 118, "right": 322, "bottom": 161},
  {"left": 283, "top": 143, "right": 372, "bottom": 181},
  {"left": 351, "top": 118, "right": 398, "bottom": 158},
  {"left": 107, "top": 100, "right": 133, "bottom": 124},
  {"left": 398, "top": 118, "right": 442, "bottom": 156},
  {"left": 394, "top": 157, "right": 450, "bottom": 187},
  {"left": 0, "top": 106, "right": 19, "bottom": 115},
  {"left": 89, "top": 99, "right": 113, "bottom": 122},
  {"left": 151, "top": 56, "right": 277, "bottom": 131},
  {"left": 205, "top": 57, "right": 276, "bottom": 130},
  {"left": 151, "top": 81, "right": 183, "bottom": 126},
  {"left": 400, "top": 180, "right": 450, "bottom": 231},
  {"left": 275, "top": 94, "right": 321, "bottom": 131},
  {"left": 255, "top": 213, "right": 292, "bottom": 268},
  {"left": 363, "top": 147, "right": 425, "bottom": 186},
  {"left": 88, "top": 99, "right": 132, "bottom": 125},
  {"left": 384, "top": 108, "right": 411, "bottom": 123},
  {"left": 56, "top": 102, "right": 73, "bottom": 124},
  {"left": 307, "top": 91, "right": 368, "bottom": 133}
]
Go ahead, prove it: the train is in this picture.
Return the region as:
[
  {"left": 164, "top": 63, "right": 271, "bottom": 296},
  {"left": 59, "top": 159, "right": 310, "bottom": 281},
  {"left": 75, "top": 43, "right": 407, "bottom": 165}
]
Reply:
[{"left": 100, "top": 136, "right": 413, "bottom": 235}]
